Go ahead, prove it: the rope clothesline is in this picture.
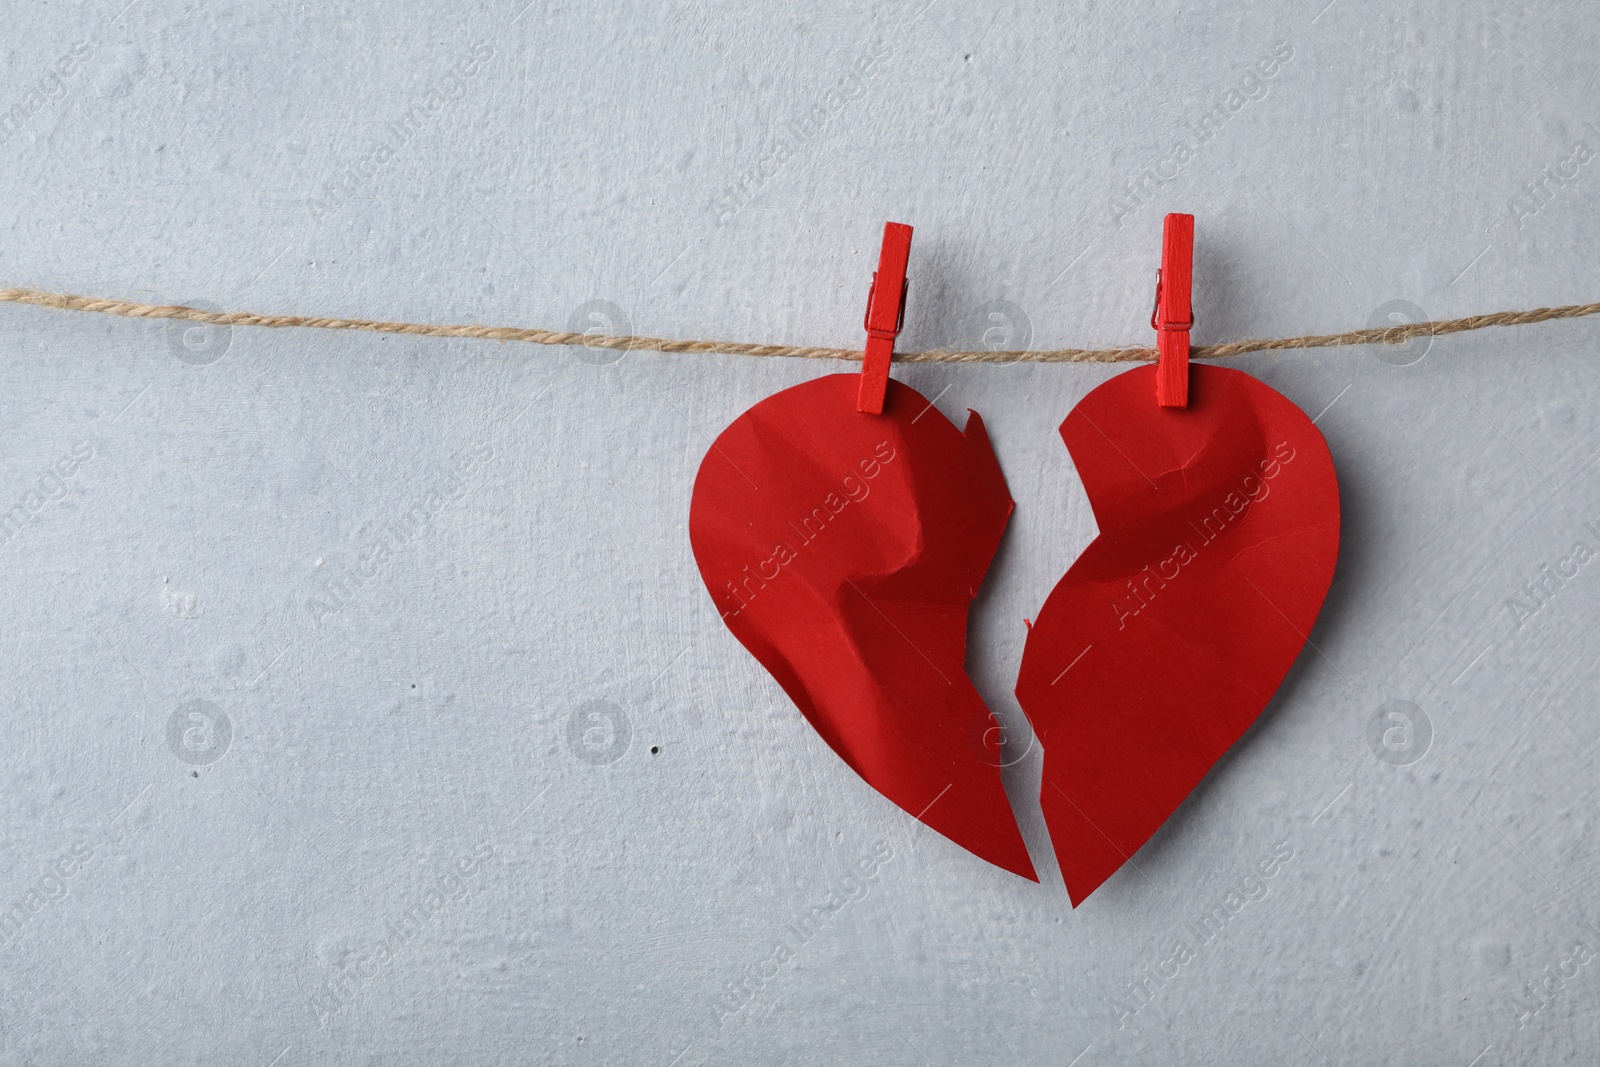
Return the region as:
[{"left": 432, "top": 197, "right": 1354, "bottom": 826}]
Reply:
[{"left": 2, "top": 287, "right": 1596, "bottom": 364}]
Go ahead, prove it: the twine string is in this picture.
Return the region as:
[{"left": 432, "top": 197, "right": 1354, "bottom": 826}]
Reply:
[{"left": 2, "top": 288, "right": 1596, "bottom": 365}]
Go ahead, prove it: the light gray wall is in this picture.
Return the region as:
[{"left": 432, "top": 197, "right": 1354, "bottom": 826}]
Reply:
[{"left": 2, "top": 1, "right": 1598, "bottom": 1063}]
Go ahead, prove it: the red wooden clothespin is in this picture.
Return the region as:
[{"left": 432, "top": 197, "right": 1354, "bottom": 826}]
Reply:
[
  {"left": 857, "top": 221, "right": 913, "bottom": 414},
  {"left": 1153, "top": 213, "right": 1195, "bottom": 408}
]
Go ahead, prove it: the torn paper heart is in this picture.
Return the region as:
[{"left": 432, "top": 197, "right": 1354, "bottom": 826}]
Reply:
[
  {"left": 1016, "top": 364, "right": 1339, "bottom": 905},
  {"left": 690, "top": 374, "right": 1036, "bottom": 880}
]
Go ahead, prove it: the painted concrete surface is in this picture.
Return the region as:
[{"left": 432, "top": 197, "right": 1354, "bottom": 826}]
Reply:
[{"left": 2, "top": 1, "right": 1598, "bottom": 1063}]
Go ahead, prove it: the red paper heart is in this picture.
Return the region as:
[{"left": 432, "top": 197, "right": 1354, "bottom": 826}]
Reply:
[
  {"left": 1016, "top": 364, "right": 1339, "bottom": 905},
  {"left": 690, "top": 374, "right": 1037, "bottom": 880}
]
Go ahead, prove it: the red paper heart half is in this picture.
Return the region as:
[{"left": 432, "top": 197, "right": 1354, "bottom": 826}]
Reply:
[
  {"left": 1016, "top": 364, "right": 1339, "bottom": 905},
  {"left": 690, "top": 374, "right": 1037, "bottom": 880}
]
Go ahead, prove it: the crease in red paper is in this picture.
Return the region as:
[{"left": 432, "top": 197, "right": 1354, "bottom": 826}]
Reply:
[
  {"left": 1016, "top": 364, "right": 1339, "bottom": 905},
  {"left": 691, "top": 374, "right": 1037, "bottom": 880}
]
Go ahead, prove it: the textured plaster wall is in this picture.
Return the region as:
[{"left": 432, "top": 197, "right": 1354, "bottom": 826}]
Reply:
[{"left": 2, "top": 1, "right": 1599, "bottom": 1063}]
